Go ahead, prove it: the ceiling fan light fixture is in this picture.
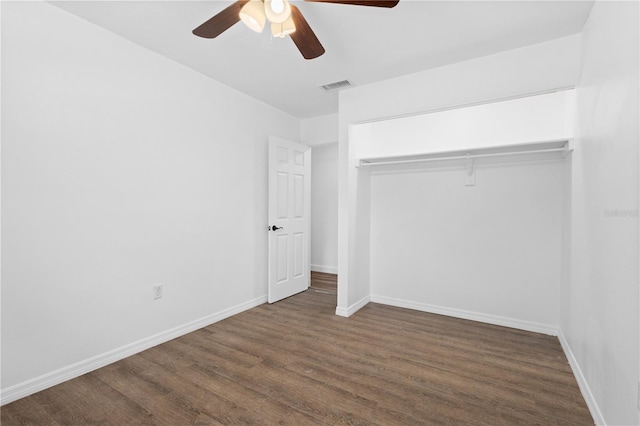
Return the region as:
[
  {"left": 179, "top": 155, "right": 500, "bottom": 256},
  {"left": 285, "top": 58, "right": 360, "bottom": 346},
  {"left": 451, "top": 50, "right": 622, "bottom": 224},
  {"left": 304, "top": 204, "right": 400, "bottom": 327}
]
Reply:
[
  {"left": 271, "top": 15, "right": 296, "bottom": 38},
  {"left": 264, "top": 0, "right": 291, "bottom": 24},
  {"left": 239, "top": 0, "right": 266, "bottom": 33}
]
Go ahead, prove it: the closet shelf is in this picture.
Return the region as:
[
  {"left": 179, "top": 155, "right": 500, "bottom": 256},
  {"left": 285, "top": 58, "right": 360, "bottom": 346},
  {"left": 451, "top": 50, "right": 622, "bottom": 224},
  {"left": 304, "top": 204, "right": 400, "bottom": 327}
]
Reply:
[{"left": 357, "top": 139, "right": 572, "bottom": 168}]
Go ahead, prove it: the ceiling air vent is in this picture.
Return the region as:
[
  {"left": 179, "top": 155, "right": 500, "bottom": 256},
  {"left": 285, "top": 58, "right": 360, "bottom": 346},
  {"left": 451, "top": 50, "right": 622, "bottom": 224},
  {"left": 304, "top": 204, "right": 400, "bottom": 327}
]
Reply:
[{"left": 320, "top": 80, "right": 352, "bottom": 92}]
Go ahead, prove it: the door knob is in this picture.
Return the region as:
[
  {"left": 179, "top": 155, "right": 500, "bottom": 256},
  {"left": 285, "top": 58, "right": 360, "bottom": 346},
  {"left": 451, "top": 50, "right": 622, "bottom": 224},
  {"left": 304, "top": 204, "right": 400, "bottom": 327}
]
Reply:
[{"left": 270, "top": 225, "right": 283, "bottom": 231}]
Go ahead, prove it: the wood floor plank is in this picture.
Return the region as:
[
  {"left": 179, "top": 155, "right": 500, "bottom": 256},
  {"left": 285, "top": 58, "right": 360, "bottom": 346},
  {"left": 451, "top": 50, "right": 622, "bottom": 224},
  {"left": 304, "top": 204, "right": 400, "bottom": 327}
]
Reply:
[
  {"left": 31, "top": 372, "right": 154, "bottom": 425},
  {"left": 140, "top": 333, "right": 321, "bottom": 424},
  {"left": 89, "top": 356, "right": 224, "bottom": 425},
  {"left": 310, "top": 271, "right": 337, "bottom": 292},
  {"left": 0, "top": 396, "right": 62, "bottom": 426},
  {"left": 1, "top": 289, "right": 592, "bottom": 425}
]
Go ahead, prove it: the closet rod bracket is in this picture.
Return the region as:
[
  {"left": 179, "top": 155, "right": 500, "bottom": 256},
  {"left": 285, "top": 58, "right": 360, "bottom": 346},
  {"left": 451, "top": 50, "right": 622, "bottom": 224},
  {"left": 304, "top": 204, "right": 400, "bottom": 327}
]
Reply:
[{"left": 465, "top": 154, "right": 476, "bottom": 186}]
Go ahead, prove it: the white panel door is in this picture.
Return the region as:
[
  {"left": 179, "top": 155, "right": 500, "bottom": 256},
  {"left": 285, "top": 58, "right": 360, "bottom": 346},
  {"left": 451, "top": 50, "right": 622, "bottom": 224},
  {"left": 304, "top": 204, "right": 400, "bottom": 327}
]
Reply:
[{"left": 268, "top": 136, "right": 311, "bottom": 303}]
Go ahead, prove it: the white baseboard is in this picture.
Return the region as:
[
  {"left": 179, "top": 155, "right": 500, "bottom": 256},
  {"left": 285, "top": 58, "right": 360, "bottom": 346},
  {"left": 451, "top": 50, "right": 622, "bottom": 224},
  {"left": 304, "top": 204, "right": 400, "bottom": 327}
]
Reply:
[
  {"left": 0, "top": 295, "right": 267, "bottom": 406},
  {"left": 310, "top": 264, "right": 338, "bottom": 274},
  {"left": 335, "top": 295, "right": 370, "bottom": 317},
  {"left": 369, "top": 294, "right": 558, "bottom": 336},
  {"left": 557, "top": 329, "right": 606, "bottom": 426}
]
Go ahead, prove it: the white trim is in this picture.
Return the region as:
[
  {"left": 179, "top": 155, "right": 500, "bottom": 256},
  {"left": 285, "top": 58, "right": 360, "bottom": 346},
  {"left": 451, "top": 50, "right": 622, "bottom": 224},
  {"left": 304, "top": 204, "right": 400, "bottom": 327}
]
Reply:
[
  {"left": 335, "top": 295, "right": 370, "bottom": 317},
  {"left": 369, "top": 295, "right": 558, "bottom": 336},
  {"left": 358, "top": 139, "right": 571, "bottom": 168},
  {"left": 310, "top": 264, "right": 338, "bottom": 274},
  {"left": 0, "top": 295, "right": 267, "bottom": 406},
  {"left": 306, "top": 140, "right": 338, "bottom": 147},
  {"left": 557, "top": 329, "right": 606, "bottom": 426}
]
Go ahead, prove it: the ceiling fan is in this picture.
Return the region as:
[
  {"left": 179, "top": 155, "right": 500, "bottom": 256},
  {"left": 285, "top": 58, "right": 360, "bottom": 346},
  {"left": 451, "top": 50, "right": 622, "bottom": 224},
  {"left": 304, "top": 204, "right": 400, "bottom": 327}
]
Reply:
[{"left": 192, "top": 0, "right": 399, "bottom": 60}]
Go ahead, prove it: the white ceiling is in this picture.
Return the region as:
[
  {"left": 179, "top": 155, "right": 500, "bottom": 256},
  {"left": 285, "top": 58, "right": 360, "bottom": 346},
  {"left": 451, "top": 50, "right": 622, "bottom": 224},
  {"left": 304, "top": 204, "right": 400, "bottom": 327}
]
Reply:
[{"left": 51, "top": 0, "right": 594, "bottom": 118}]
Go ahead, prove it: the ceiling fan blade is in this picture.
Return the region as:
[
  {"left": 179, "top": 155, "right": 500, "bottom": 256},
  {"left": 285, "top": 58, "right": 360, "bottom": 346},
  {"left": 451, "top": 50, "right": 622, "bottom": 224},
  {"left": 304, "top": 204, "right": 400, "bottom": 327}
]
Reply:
[
  {"left": 290, "top": 5, "right": 325, "bottom": 60},
  {"left": 304, "top": 0, "right": 399, "bottom": 7},
  {"left": 193, "top": 0, "right": 250, "bottom": 39}
]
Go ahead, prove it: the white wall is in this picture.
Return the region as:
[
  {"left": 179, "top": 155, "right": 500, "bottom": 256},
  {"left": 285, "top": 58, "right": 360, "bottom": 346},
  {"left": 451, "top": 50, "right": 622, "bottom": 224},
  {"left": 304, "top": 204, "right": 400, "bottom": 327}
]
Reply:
[
  {"left": 355, "top": 90, "right": 575, "bottom": 159},
  {"left": 338, "top": 35, "right": 582, "bottom": 313},
  {"left": 1, "top": 1, "right": 300, "bottom": 401},
  {"left": 369, "top": 160, "right": 564, "bottom": 332},
  {"left": 310, "top": 143, "right": 338, "bottom": 274},
  {"left": 301, "top": 113, "right": 338, "bottom": 146},
  {"left": 339, "top": 34, "right": 581, "bottom": 127},
  {"left": 563, "top": 2, "right": 640, "bottom": 425},
  {"left": 302, "top": 113, "right": 339, "bottom": 275}
]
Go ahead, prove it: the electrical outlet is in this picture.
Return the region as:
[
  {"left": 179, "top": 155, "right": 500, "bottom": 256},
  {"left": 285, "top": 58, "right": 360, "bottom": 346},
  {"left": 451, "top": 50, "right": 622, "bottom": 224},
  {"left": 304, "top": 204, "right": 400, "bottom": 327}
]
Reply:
[{"left": 153, "top": 284, "right": 163, "bottom": 300}]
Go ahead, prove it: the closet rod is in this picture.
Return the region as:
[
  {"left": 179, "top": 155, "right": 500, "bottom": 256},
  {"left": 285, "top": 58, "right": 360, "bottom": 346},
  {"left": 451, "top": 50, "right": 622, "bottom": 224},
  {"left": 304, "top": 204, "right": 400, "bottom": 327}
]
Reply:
[{"left": 358, "top": 146, "right": 570, "bottom": 168}]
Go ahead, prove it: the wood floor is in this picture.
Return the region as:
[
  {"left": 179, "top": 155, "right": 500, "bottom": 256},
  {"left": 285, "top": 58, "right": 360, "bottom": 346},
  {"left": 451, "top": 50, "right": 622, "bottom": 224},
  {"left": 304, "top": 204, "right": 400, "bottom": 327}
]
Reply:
[
  {"left": 310, "top": 271, "right": 337, "bottom": 293},
  {"left": 2, "top": 289, "right": 592, "bottom": 425}
]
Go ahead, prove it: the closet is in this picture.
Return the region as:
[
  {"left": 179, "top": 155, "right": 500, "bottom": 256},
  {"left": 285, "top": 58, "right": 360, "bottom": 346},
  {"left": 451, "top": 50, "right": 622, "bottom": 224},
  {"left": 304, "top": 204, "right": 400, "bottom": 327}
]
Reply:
[{"left": 340, "top": 89, "right": 575, "bottom": 334}]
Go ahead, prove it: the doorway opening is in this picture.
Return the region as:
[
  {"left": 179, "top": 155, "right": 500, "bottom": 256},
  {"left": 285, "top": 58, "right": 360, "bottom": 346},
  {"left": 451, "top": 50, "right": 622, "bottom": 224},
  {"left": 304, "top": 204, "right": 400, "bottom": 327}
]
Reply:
[{"left": 309, "top": 141, "right": 339, "bottom": 302}]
